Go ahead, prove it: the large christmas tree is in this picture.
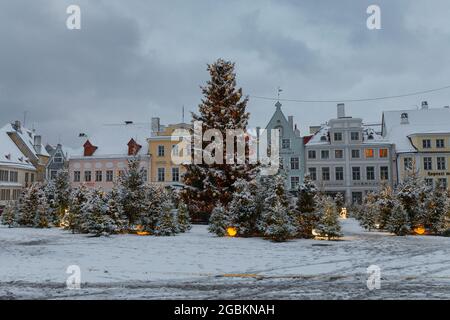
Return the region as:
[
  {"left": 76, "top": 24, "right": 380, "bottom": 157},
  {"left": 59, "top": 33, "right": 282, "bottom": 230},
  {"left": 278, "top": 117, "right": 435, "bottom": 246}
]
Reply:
[{"left": 182, "top": 59, "right": 254, "bottom": 221}]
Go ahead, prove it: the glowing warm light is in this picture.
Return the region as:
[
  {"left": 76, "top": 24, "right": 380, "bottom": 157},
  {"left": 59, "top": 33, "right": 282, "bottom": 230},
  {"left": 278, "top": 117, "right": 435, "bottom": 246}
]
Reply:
[
  {"left": 135, "top": 225, "right": 150, "bottom": 236},
  {"left": 414, "top": 226, "right": 426, "bottom": 235},
  {"left": 312, "top": 229, "right": 319, "bottom": 236},
  {"left": 375, "top": 223, "right": 380, "bottom": 229},
  {"left": 340, "top": 207, "right": 347, "bottom": 219},
  {"left": 226, "top": 227, "right": 237, "bottom": 237}
]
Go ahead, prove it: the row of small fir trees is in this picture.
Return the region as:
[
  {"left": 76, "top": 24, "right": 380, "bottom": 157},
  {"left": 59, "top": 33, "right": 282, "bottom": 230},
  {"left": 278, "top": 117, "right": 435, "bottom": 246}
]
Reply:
[
  {"left": 354, "top": 170, "right": 450, "bottom": 236},
  {"left": 1, "top": 159, "right": 191, "bottom": 237}
]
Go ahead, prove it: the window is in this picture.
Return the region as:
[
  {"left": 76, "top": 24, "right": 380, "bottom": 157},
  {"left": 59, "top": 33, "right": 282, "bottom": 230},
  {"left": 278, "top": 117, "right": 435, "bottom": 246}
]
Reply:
[
  {"left": 54, "top": 153, "right": 63, "bottom": 163},
  {"left": 158, "top": 145, "right": 165, "bottom": 157},
  {"left": 106, "top": 170, "right": 114, "bottom": 182},
  {"left": 352, "top": 167, "right": 361, "bottom": 181},
  {"left": 25, "top": 172, "right": 29, "bottom": 184},
  {"left": 380, "top": 166, "right": 389, "bottom": 180},
  {"left": 436, "top": 139, "right": 445, "bottom": 148},
  {"left": 425, "top": 178, "right": 433, "bottom": 187},
  {"left": 334, "top": 132, "right": 343, "bottom": 141},
  {"left": 74, "top": 171, "right": 81, "bottom": 182},
  {"left": 422, "top": 139, "right": 431, "bottom": 149},
  {"left": 84, "top": 171, "right": 91, "bottom": 182},
  {"left": 95, "top": 170, "right": 103, "bottom": 182},
  {"left": 379, "top": 149, "right": 388, "bottom": 158},
  {"left": 438, "top": 178, "right": 447, "bottom": 189},
  {"left": 12, "top": 189, "right": 21, "bottom": 200},
  {"left": 404, "top": 157, "right": 413, "bottom": 170},
  {"left": 30, "top": 174, "right": 34, "bottom": 183},
  {"left": 351, "top": 149, "right": 360, "bottom": 159},
  {"left": 334, "top": 150, "right": 344, "bottom": 159},
  {"left": 50, "top": 170, "right": 57, "bottom": 180},
  {"left": 0, "top": 170, "right": 9, "bottom": 182},
  {"left": 157, "top": 168, "right": 165, "bottom": 182},
  {"left": 366, "top": 167, "right": 375, "bottom": 180},
  {"left": 279, "top": 157, "right": 283, "bottom": 170},
  {"left": 172, "top": 144, "right": 179, "bottom": 156},
  {"left": 290, "top": 157, "right": 299, "bottom": 170},
  {"left": 172, "top": 167, "right": 180, "bottom": 182},
  {"left": 321, "top": 150, "right": 330, "bottom": 159},
  {"left": 423, "top": 157, "right": 432, "bottom": 171},
  {"left": 143, "top": 169, "right": 148, "bottom": 182},
  {"left": 322, "top": 167, "right": 330, "bottom": 181},
  {"left": 291, "top": 176, "right": 300, "bottom": 190},
  {"left": 351, "top": 132, "right": 360, "bottom": 141},
  {"left": 282, "top": 139, "right": 291, "bottom": 149},
  {"left": 437, "top": 157, "right": 446, "bottom": 170},
  {"left": 352, "top": 192, "right": 363, "bottom": 204},
  {"left": 9, "top": 171, "right": 18, "bottom": 183},
  {"left": 335, "top": 167, "right": 344, "bottom": 181},
  {"left": 308, "top": 150, "right": 316, "bottom": 159},
  {"left": 365, "top": 149, "right": 374, "bottom": 158},
  {"left": 0, "top": 189, "right": 11, "bottom": 201},
  {"left": 308, "top": 168, "right": 317, "bottom": 181}
]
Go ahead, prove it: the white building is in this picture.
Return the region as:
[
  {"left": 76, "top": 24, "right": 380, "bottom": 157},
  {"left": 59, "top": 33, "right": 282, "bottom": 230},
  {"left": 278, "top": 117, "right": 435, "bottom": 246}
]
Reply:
[
  {"left": 305, "top": 104, "right": 395, "bottom": 204},
  {"left": 0, "top": 124, "right": 37, "bottom": 209}
]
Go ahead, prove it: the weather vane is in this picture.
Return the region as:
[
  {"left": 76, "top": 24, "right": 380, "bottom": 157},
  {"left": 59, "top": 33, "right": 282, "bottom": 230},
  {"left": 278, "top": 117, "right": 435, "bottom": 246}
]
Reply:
[{"left": 277, "top": 87, "right": 283, "bottom": 100}]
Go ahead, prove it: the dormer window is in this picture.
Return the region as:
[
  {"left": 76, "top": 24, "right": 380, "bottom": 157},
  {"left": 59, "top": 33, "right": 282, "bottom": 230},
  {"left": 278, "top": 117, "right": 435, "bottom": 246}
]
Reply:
[
  {"left": 320, "top": 135, "right": 327, "bottom": 142},
  {"left": 401, "top": 113, "right": 409, "bottom": 124}
]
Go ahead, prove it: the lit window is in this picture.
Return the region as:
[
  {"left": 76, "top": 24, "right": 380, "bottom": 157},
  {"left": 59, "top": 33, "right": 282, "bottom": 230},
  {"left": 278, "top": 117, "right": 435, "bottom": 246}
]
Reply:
[
  {"left": 365, "top": 149, "right": 374, "bottom": 158},
  {"left": 379, "top": 149, "right": 388, "bottom": 158}
]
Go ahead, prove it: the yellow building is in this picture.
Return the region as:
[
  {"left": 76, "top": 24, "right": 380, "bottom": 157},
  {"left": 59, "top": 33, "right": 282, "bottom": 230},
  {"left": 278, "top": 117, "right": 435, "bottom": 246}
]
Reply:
[
  {"left": 382, "top": 102, "right": 450, "bottom": 190},
  {"left": 147, "top": 118, "right": 191, "bottom": 187}
]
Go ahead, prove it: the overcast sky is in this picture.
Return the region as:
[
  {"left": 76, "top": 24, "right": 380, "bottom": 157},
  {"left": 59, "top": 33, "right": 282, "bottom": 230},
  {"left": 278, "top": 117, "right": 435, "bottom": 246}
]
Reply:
[{"left": 1, "top": 0, "right": 450, "bottom": 147}]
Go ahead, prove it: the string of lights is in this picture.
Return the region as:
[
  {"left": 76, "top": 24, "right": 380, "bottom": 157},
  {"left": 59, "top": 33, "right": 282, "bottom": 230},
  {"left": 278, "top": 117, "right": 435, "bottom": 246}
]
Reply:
[{"left": 250, "top": 84, "right": 450, "bottom": 103}]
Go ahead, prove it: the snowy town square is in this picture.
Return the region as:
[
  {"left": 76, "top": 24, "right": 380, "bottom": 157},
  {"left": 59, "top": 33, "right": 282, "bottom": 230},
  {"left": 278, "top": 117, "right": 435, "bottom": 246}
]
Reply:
[
  {"left": 1, "top": 218, "right": 449, "bottom": 299},
  {"left": 2, "top": 1, "right": 450, "bottom": 304}
]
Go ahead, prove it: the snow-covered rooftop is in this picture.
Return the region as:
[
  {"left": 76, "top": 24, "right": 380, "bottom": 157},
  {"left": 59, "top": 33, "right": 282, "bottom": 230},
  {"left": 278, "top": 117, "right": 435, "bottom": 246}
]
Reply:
[
  {"left": 2, "top": 123, "right": 49, "bottom": 159},
  {"left": 307, "top": 124, "right": 388, "bottom": 146},
  {"left": 382, "top": 107, "right": 450, "bottom": 153},
  {"left": 71, "top": 123, "right": 151, "bottom": 157},
  {"left": 0, "top": 125, "right": 36, "bottom": 170}
]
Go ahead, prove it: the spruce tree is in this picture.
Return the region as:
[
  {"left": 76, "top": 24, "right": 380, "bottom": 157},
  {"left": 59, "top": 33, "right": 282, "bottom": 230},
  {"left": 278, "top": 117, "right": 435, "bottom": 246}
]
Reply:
[
  {"left": 425, "top": 186, "right": 448, "bottom": 234},
  {"left": 155, "top": 198, "right": 177, "bottom": 236},
  {"left": 397, "top": 170, "right": 428, "bottom": 229},
  {"left": 1, "top": 202, "right": 16, "bottom": 227},
  {"left": 81, "top": 189, "right": 114, "bottom": 236},
  {"left": 208, "top": 202, "right": 228, "bottom": 236},
  {"left": 360, "top": 192, "right": 379, "bottom": 231},
  {"left": 295, "top": 174, "right": 319, "bottom": 238},
  {"left": 377, "top": 184, "right": 395, "bottom": 229},
  {"left": 53, "top": 169, "right": 71, "bottom": 225},
  {"left": 387, "top": 201, "right": 411, "bottom": 236},
  {"left": 139, "top": 184, "right": 165, "bottom": 234},
  {"left": 118, "top": 158, "right": 147, "bottom": 226},
  {"left": 176, "top": 200, "right": 191, "bottom": 233},
  {"left": 259, "top": 174, "right": 296, "bottom": 241},
  {"left": 182, "top": 59, "right": 254, "bottom": 220},
  {"left": 66, "top": 185, "right": 89, "bottom": 233},
  {"left": 105, "top": 188, "right": 126, "bottom": 233},
  {"left": 315, "top": 195, "right": 343, "bottom": 240},
  {"left": 17, "top": 184, "right": 42, "bottom": 227},
  {"left": 227, "top": 178, "right": 257, "bottom": 237},
  {"left": 33, "top": 189, "right": 50, "bottom": 228}
]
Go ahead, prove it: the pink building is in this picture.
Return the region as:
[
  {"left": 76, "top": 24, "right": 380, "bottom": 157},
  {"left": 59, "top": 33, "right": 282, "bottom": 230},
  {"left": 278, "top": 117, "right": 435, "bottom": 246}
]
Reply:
[{"left": 68, "top": 123, "right": 150, "bottom": 191}]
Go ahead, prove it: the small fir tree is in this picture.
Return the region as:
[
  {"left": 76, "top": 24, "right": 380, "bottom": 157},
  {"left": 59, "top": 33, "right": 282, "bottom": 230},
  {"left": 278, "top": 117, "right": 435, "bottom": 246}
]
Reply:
[
  {"left": 315, "top": 196, "right": 343, "bottom": 240},
  {"left": 1, "top": 202, "right": 16, "bottom": 227},
  {"left": 386, "top": 201, "right": 411, "bottom": 236},
  {"left": 176, "top": 200, "right": 191, "bottom": 233},
  {"left": 227, "top": 179, "right": 257, "bottom": 237},
  {"left": 295, "top": 175, "right": 319, "bottom": 238},
  {"left": 208, "top": 202, "right": 228, "bottom": 236}
]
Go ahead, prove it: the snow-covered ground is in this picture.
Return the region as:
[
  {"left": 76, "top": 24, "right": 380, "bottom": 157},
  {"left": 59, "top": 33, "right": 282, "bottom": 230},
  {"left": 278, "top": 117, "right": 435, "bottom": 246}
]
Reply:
[{"left": 0, "top": 219, "right": 449, "bottom": 299}]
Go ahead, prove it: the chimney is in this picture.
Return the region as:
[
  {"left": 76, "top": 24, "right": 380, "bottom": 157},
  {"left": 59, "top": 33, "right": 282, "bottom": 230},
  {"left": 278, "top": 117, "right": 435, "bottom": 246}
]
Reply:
[
  {"left": 400, "top": 112, "right": 409, "bottom": 125},
  {"left": 337, "top": 103, "right": 345, "bottom": 118},
  {"left": 288, "top": 116, "right": 294, "bottom": 129},
  {"left": 421, "top": 101, "right": 429, "bottom": 109},
  {"left": 34, "top": 135, "right": 42, "bottom": 154},
  {"left": 151, "top": 117, "right": 160, "bottom": 133},
  {"left": 12, "top": 120, "right": 21, "bottom": 132}
]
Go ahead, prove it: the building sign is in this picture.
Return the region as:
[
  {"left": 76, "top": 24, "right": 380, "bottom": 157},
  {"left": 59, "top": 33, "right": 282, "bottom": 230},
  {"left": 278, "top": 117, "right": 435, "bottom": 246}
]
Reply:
[{"left": 427, "top": 172, "right": 450, "bottom": 177}]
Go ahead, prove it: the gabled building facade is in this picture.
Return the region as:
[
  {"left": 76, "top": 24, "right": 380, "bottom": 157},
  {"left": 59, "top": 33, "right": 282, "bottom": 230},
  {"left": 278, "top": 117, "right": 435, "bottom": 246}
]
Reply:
[
  {"left": 382, "top": 101, "right": 450, "bottom": 190},
  {"left": 265, "top": 101, "right": 305, "bottom": 191},
  {"left": 68, "top": 122, "right": 150, "bottom": 191},
  {"left": 305, "top": 104, "right": 395, "bottom": 204},
  {"left": 45, "top": 144, "right": 73, "bottom": 180}
]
